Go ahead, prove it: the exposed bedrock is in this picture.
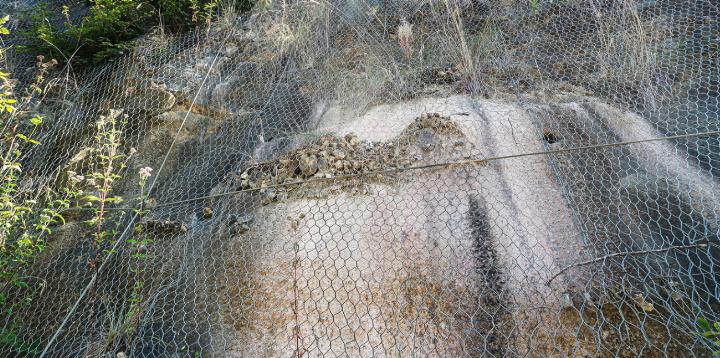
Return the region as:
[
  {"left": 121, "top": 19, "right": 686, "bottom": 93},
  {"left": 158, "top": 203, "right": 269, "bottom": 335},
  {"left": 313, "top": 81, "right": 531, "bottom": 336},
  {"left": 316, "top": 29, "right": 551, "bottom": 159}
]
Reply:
[
  {"left": 34, "top": 94, "right": 717, "bottom": 356},
  {"left": 182, "top": 94, "right": 719, "bottom": 356},
  {"left": 529, "top": 97, "right": 720, "bottom": 293}
]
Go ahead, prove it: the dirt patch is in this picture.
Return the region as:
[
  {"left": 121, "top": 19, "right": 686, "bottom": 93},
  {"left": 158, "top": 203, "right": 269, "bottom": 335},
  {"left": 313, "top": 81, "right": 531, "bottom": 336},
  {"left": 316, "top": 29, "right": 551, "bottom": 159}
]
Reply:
[
  {"left": 218, "top": 218, "right": 495, "bottom": 357},
  {"left": 555, "top": 298, "right": 701, "bottom": 357}
]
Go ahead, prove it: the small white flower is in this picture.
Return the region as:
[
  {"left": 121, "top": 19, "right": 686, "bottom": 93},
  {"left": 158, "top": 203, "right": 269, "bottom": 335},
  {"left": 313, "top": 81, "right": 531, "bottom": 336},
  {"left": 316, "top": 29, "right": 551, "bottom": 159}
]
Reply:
[
  {"left": 398, "top": 19, "right": 413, "bottom": 58},
  {"left": 138, "top": 166, "right": 153, "bottom": 181},
  {"left": 85, "top": 178, "right": 96, "bottom": 187},
  {"left": 68, "top": 172, "right": 84, "bottom": 183},
  {"left": 129, "top": 147, "right": 137, "bottom": 155},
  {"left": 398, "top": 19, "right": 413, "bottom": 40}
]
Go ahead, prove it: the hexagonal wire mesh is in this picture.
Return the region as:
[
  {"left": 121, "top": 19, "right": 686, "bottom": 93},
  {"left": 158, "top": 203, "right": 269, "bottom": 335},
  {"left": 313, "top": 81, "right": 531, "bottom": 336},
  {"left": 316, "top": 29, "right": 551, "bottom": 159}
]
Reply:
[{"left": 1, "top": 0, "right": 719, "bottom": 356}]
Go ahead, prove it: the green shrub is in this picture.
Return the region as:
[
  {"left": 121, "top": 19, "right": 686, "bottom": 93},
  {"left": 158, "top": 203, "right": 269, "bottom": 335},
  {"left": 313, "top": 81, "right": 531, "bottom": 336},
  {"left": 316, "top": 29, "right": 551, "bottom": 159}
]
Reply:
[
  {"left": 18, "top": 0, "right": 255, "bottom": 67},
  {"left": 698, "top": 317, "right": 720, "bottom": 355},
  {"left": 18, "top": 1, "right": 150, "bottom": 66},
  {"left": 0, "top": 17, "right": 70, "bottom": 355}
]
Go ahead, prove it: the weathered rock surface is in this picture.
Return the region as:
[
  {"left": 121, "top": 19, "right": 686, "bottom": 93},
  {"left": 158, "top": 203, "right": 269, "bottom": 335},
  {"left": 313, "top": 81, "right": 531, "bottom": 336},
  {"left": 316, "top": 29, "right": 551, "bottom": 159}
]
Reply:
[
  {"left": 211, "top": 96, "right": 582, "bottom": 356},
  {"left": 199, "top": 94, "right": 719, "bottom": 356},
  {"left": 9, "top": 4, "right": 715, "bottom": 355}
]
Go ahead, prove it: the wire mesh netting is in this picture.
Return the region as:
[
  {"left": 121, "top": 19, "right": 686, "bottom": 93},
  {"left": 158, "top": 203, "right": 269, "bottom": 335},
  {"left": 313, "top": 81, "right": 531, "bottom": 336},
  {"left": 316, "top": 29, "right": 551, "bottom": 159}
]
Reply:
[{"left": 1, "top": 0, "right": 720, "bottom": 356}]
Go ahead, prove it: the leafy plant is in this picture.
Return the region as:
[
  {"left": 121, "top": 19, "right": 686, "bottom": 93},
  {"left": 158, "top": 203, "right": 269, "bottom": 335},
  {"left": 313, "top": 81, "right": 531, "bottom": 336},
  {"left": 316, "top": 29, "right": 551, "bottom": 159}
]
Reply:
[
  {"left": 698, "top": 317, "right": 720, "bottom": 355},
  {"left": 18, "top": 0, "right": 255, "bottom": 67},
  {"left": 76, "top": 110, "right": 134, "bottom": 270},
  {"left": 0, "top": 17, "right": 70, "bottom": 355},
  {"left": 62, "top": 110, "right": 146, "bottom": 351},
  {"left": 19, "top": 1, "right": 153, "bottom": 66},
  {"left": 122, "top": 166, "right": 153, "bottom": 337},
  {"left": 0, "top": 325, "right": 40, "bottom": 355}
]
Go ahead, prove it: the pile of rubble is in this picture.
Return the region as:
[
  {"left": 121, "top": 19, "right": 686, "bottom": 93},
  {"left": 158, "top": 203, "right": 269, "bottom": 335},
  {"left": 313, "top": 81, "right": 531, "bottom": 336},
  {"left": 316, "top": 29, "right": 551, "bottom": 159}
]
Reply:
[
  {"left": 229, "top": 112, "right": 470, "bottom": 204},
  {"left": 422, "top": 65, "right": 462, "bottom": 85}
]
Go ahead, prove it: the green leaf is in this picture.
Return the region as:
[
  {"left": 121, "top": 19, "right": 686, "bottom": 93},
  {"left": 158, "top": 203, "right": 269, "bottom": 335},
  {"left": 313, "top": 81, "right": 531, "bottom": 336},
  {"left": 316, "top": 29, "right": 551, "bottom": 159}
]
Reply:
[
  {"left": 698, "top": 317, "right": 712, "bottom": 332},
  {"left": 53, "top": 213, "right": 65, "bottom": 225},
  {"left": 82, "top": 195, "right": 100, "bottom": 202},
  {"left": 29, "top": 115, "right": 43, "bottom": 126}
]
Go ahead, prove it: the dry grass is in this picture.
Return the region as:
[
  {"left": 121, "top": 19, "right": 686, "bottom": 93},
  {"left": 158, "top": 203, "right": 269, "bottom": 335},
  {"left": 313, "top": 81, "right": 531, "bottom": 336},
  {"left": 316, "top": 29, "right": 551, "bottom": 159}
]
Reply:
[{"left": 589, "top": 0, "right": 675, "bottom": 108}]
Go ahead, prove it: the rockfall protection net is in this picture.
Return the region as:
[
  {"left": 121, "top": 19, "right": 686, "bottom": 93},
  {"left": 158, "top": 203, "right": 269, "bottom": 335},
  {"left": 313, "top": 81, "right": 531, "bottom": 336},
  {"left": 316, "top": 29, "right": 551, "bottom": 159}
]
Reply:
[{"left": 2, "top": 0, "right": 720, "bottom": 356}]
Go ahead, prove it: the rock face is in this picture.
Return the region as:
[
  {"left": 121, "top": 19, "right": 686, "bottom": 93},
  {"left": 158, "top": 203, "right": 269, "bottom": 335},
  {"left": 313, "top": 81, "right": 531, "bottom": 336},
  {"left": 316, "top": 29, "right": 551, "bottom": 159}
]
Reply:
[
  {"left": 6, "top": 3, "right": 717, "bottom": 355},
  {"left": 210, "top": 96, "right": 583, "bottom": 356},
  {"left": 122, "top": 82, "right": 176, "bottom": 118},
  {"left": 198, "top": 94, "right": 718, "bottom": 357},
  {"left": 24, "top": 86, "right": 717, "bottom": 357},
  {"left": 12, "top": 22, "right": 713, "bottom": 354}
]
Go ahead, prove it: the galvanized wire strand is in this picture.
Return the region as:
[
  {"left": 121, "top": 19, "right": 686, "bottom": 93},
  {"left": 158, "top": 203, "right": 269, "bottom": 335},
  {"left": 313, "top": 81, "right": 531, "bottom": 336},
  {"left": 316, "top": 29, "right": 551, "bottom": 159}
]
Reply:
[
  {"left": 546, "top": 242, "right": 710, "bottom": 286},
  {"left": 56, "top": 129, "right": 720, "bottom": 213},
  {"left": 147, "top": 129, "right": 720, "bottom": 209}
]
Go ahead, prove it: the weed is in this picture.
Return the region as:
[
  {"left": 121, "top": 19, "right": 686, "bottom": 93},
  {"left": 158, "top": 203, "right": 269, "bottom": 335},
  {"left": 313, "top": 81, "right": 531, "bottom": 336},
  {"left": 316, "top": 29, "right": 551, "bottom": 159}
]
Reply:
[
  {"left": 76, "top": 110, "right": 134, "bottom": 270},
  {"left": 122, "top": 166, "right": 154, "bottom": 338},
  {"left": 398, "top": 19, "right": 413, "bottom": 59},
  {"left": 0, "top": 17, "right": 69, "bottom": 355},
  {"left": 697, "top": 317, "right": 720, "bottom": 355},
  {"left": 18, "top": 0, "right": 254, "bottom": 66}
]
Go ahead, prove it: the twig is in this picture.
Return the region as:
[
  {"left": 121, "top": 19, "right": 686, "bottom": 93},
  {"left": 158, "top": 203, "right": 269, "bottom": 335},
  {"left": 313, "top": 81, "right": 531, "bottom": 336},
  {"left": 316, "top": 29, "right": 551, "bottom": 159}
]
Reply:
[{"left": 546, "top": 243, "right": 708, "bottom": 286}]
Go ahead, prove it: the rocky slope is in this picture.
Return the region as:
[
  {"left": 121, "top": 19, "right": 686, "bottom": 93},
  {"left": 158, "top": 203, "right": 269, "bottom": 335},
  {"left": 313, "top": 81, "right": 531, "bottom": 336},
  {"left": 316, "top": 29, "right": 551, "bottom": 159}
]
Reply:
[{"left": 4, "top": 6, "right": 718, "bottom": 357}]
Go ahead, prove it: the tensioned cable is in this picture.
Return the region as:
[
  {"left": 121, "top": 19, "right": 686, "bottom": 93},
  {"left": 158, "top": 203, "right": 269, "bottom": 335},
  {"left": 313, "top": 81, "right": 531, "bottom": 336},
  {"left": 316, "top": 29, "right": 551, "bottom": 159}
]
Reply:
[
  {"left": 38, "top": 23, "right": 238, "bottom": 357},
  {"left": 58, "top": 129, "right": 720, "bottom": 212},
  {"left": 134, "top": 129, "right": 720, "bottom": 209}
]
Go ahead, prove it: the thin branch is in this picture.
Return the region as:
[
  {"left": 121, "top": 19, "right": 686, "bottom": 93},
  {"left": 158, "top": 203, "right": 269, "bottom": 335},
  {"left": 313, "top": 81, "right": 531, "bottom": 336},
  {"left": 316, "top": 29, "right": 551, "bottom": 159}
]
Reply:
[{"left": 546, "top": 243, "right": 708, "bottom": 286}]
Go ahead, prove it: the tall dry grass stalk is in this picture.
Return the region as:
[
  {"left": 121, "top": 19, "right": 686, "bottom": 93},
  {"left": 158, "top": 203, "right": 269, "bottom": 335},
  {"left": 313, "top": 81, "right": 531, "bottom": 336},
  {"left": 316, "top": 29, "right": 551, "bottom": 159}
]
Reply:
[
  {"left": 398, "top": 19, "right": 413, "bottom": 59},
  {"left": 590, "top": 0, "right": 673, "bottom": 108},
  {"left": 444, "top": 0, "right": 478, "bottom": 93}
]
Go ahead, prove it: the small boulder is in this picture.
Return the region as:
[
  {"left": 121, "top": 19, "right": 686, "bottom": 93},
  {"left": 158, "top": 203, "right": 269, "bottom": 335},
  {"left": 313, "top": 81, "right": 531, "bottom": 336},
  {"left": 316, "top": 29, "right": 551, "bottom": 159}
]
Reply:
[
  {"left": 203, "top": 207, "right": 213, "bottom": 219},
  {"left": 299, "top": 155, "right": 319, "bottom": 177},
  {"left": 332, "top": 149, "right": 347, "bottom": 160},
  {"left": 228, "top": 214, "right": 254, "bottom": 235},
  {"left": 417, "top": 129, "right": 438, "bottom": 152},
  {"left": 345, "top": 132, "right": 361, "bottom": 147}
]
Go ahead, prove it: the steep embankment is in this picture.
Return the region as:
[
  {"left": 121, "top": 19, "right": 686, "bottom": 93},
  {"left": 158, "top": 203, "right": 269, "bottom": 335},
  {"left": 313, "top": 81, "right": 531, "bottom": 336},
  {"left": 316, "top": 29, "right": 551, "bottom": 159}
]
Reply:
[
  {"left": 11, "top": 6, "right": 717, "bottom": 354},
  {"left": 166, "top": 94, "right": 714, "bottom": 356}
]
